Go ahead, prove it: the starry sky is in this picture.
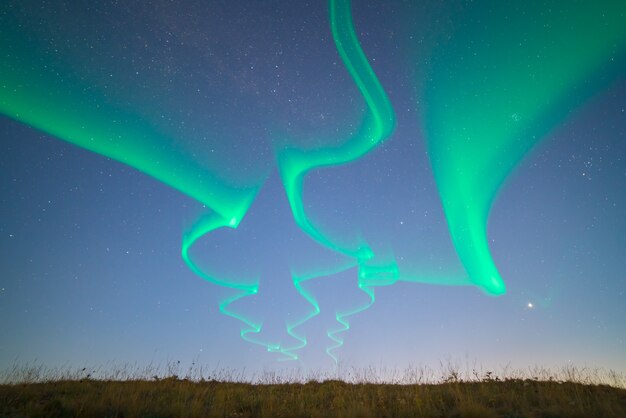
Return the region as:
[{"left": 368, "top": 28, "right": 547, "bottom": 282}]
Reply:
[{"left": 1, "top": 0, "right": 625, "bottom": 377}]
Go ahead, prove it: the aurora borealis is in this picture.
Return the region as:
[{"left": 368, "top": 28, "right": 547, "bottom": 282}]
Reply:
[{"left": 1, "top": 0, "right": 625, "bottom": 375}]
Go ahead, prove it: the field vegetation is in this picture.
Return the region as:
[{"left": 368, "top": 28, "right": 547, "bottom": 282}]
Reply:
[{"left": 1, "top": 362, "right": 625, "bottom": 417}]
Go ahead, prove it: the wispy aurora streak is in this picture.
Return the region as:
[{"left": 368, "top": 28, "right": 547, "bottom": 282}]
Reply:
[
  {"left": 277, "top": 0, "right": 396, "bottom": 361},
  {"left": 2, "top": 0, "right": 625, "bottom": 365},
  {"left": 422, "top": 0, "right": 626, "bottom": 296},
  {"left": 0, "top": 22, "right": 258, "bottom": 225},
  {"left": 278, "top": 0, "right": 395, "bottom": 259}
]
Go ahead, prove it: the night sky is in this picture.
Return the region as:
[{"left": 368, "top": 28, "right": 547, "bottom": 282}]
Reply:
[{"left": 1, "top": 0, "right": 625, "bottom": 377}]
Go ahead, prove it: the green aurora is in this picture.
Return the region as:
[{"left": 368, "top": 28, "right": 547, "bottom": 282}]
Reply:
[
  {"left": 423, "top": 0, "right": 626, "bottom": 295},
  {"left": 1, "top": 0, "right": 625, "bottom": 363}
]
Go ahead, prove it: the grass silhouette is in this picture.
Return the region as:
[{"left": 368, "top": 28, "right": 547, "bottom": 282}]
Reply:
[{"left": 1, "top": 362, "right": 625, "bottom": 417}]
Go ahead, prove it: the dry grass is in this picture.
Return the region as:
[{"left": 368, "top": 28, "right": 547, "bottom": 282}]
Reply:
[{"left": 1, "top": 363, "right": 625, "bottom": 417}]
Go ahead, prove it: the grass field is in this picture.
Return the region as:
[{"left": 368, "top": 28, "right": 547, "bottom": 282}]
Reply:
[{"left": 1, "top": 364, "right": 625, "bottom": 417}]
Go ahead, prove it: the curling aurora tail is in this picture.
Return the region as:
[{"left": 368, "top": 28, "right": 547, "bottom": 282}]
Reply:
[
  {"left": 182, "top": 211, "right": 306, "bottom": 360},
  {"left": 327, "top": 261, "right": 399, "bottom": 363}
]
